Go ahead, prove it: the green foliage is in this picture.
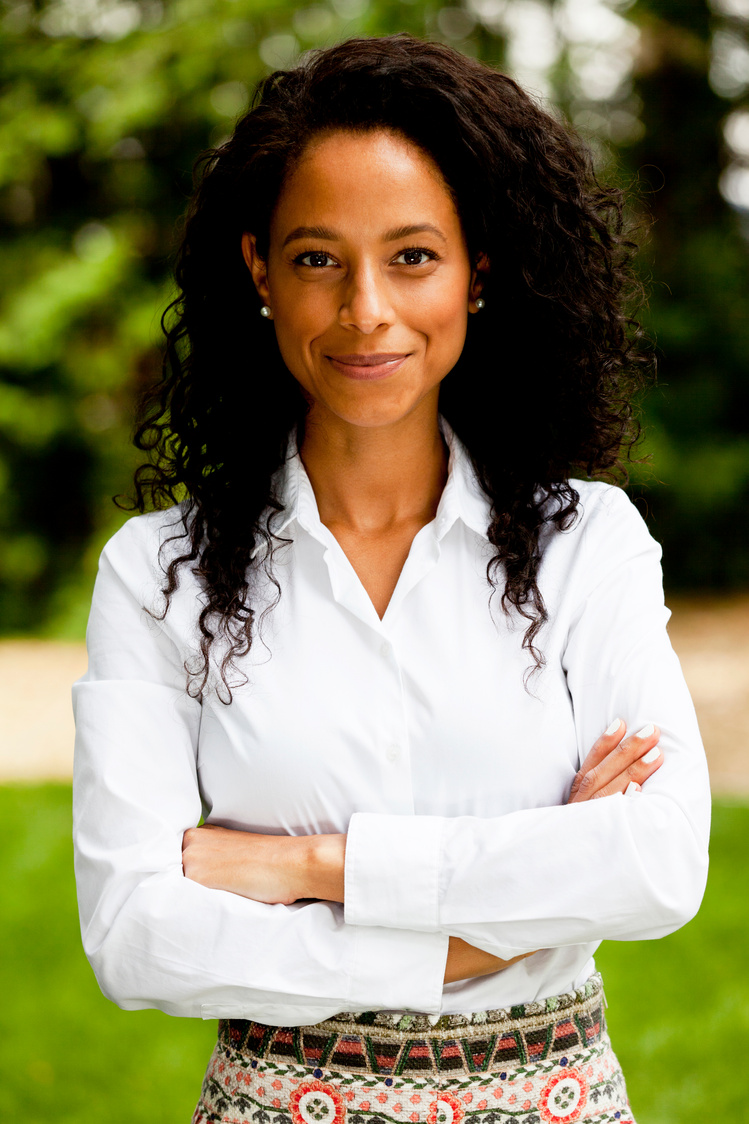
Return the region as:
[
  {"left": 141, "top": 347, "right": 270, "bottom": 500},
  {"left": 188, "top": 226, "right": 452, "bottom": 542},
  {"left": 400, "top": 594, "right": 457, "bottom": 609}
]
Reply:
[
  {"left": 1, "top": 783, "right": 747, "bottom": 1122},
  {"left": 1, "top": 0, "right": 748, "bottom": 636},
  {"left": 0, "top": 0, "right": 445, "bottom": 635},
  {"left": 618, "top": 0, "right": 749, "bottom": 585}
]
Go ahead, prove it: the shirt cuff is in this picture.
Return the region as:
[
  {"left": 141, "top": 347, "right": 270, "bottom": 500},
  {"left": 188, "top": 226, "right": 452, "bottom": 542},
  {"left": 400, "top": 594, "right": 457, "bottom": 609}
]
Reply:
[
  {"left": 344, "top": 812, "right": 445, "bottom": 931},
  {"left": 348, "top": 923, "right": 450, "bottom": 1014}
]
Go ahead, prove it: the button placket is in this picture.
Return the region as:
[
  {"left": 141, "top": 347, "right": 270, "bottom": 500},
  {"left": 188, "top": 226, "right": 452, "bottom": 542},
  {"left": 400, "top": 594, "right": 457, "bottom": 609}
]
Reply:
[
  {"left": 377, "top": 647, "right": 415, "bottom": 820},
  {"left": 375, "top": 635, "right": 407, "bottom": 774},
  {"left": 393, "top": 657, "right": 416, "bottom": 810}
]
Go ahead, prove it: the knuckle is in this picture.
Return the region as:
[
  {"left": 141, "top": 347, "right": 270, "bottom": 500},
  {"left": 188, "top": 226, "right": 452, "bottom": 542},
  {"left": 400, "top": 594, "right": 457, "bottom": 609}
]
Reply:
[
  {"left": 620, "top": 738, "right": 643, "bottom": 761},
  {"left": 577, "top": 770, "right": 597, "bottom": 796},
  {"left": 183, "top": 856, "right": 201, "bottom": 880}
]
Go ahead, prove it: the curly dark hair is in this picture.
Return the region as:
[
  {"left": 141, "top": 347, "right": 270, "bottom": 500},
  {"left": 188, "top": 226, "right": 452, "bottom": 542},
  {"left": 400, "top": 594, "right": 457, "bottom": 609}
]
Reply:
[{"left": 127, "top": 32, "right": 652, "bottom": 702}]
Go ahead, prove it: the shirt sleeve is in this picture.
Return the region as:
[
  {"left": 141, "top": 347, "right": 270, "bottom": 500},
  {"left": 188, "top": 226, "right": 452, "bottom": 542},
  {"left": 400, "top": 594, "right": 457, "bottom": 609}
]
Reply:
[
  {"left": 72, "top": 513, "right": 450, "bottom": 1025},
  {"left": 343, "top": 485, "right": 711, "bottom": 959}
]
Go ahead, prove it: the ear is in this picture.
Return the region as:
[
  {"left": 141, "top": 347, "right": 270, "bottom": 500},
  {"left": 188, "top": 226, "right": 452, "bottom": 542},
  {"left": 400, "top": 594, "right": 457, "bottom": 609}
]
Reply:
[
  {"left": 241, "top": 232, "right": 271, "bottom": 307},
  {"left": 469, "top": 250, "right": 490, "bottom": 313}
]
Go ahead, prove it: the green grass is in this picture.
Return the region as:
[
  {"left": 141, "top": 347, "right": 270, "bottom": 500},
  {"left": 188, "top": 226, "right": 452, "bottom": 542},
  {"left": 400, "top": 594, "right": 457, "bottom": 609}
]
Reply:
[
  {"left": 596, "top": 799, "right": 749, "bottom": 1122},
  {"left": 1, "top": 786, "right": 746, "bottom": 1123},
  {"left": 0, "top": 784, "right": 215, "bottom": 1123}
]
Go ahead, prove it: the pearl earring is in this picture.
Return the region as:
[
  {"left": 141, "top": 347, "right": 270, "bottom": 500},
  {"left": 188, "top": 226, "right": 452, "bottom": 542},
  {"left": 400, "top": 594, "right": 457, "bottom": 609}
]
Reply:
[
  {"left": 259, "top": 305, "right": 273, "bottom": 318},
  {"left": 475, "top": 298, "right": 485, "bottom": 310}
]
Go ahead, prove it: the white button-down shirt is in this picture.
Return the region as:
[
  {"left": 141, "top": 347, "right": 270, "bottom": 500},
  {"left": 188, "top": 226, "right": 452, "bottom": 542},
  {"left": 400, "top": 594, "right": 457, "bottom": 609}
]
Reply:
[{"left": 72, "top": 415, "right": 710, "bottom": 1028}]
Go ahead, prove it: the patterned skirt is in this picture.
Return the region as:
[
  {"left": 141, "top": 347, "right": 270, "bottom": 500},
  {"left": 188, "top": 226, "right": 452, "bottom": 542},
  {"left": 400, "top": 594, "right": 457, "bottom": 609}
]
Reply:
[{"left": 192, "top": 972, "right": 636, "bottom": 1124}]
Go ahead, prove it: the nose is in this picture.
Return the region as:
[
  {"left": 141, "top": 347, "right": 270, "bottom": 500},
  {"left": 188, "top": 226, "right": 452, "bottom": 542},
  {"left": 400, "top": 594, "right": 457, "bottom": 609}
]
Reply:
[{"left": 338, "top": 259, "right": 396, "bottom": 334}]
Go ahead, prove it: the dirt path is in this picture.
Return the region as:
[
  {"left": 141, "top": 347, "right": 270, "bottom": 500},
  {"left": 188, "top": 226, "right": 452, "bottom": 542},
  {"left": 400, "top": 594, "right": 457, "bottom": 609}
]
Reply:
[
  {"left": 1, "top": 595, "right": 748, "bottom": 794},
  {"left": 0, "top": 640, "right": 87, "bottom": 782},
  {"left": 665, "top": 596, "right": 749, "bottom": 796}
]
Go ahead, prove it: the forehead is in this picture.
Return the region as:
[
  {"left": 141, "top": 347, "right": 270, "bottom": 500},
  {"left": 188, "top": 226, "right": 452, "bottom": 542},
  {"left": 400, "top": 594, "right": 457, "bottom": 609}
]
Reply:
[{"left": 272, "top": 128, "right": 459, "bottom": 232}]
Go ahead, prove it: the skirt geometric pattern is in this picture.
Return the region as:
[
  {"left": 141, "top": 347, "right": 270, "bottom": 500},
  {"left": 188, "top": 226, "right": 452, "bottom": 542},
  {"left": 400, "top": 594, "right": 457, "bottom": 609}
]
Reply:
[{"left": 192, "top": 973, "right": 636, "bottom": 1124}]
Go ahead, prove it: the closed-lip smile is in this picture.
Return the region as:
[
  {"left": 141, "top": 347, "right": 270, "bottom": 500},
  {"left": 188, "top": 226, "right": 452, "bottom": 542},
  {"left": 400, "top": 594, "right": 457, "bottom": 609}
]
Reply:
[
  {"left": 327, "top": 352, "right": 410, "bottom": 365},
  {"left": 325, "top": 352, "right": 411, "bottom": 380}
]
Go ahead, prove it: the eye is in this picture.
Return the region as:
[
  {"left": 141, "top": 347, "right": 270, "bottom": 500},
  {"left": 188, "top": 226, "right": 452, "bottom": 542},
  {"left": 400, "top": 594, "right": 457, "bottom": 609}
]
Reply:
[
  {"left": 294, "top": 250, "right": 336, "bottom": 268},
  {"left": 394, "top": 246, "right": 439, "bottom": 266}
]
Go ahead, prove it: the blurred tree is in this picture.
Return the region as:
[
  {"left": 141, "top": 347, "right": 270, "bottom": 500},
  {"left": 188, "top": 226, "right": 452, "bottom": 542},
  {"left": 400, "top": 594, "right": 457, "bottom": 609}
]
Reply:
[
  {"left": 462, "top": 0, "right": 749, "bottom": 587},
  {"left": 618, "top": 0, "right": 749, "bottom": 586},
  {"left": 0, "top": 0, "right": 747, "bottom": 637},
  {"left": 0, "top": 0, "right": 321, "bottom": 634}
]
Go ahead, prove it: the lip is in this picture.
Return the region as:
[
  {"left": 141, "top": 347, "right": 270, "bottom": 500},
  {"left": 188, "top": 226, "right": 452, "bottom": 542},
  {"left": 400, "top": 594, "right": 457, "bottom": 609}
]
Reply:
[{"left": 326, "top": 352, "right": 411, "bottom": 380}]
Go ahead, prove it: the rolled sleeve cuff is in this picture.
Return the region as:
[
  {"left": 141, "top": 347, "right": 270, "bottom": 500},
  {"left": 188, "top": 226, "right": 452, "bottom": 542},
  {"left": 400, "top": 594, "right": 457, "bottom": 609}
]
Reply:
[
  {"left": 349, "top": 924, "right": 450, "bottom": 1014},
  {"left": 344, "top": 812, "right": 445, "bottom": 931}
]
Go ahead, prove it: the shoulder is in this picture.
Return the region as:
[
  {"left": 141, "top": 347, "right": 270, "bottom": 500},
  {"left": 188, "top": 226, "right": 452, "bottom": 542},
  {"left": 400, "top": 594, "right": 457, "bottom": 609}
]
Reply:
[
  {"left": 563, "top": 480, "right": 653, "bottom": 546},
  {"left": 102, "top": 504, "right": 189, "bottom": 556},
  {"left": 85, "top": 505, "right": 201, "bottom": 675},
  {"left": 98, "top": 504, "right": 194, "bottom": 593},
  {"left": 539, "top": 480, "right": 661, "bottom": 595},
  {"left": 570, "top": 478, "right": 637, "bottom": 516}
]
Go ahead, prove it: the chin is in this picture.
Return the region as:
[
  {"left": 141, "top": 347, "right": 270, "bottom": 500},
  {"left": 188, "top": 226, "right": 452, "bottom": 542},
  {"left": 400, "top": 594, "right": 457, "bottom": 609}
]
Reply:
[{"left": 327, "top": 394, "right": 424, "bottom": 429}]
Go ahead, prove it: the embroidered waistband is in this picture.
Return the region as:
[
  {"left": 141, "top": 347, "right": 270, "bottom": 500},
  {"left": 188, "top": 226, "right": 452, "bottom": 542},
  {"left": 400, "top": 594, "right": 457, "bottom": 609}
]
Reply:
[{"left": 218, "top": 973, "right": 606, "bottom": 1078}]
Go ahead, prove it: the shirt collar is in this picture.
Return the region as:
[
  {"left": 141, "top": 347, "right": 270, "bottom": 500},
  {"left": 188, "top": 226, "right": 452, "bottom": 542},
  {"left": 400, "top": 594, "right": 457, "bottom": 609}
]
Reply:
[{"left": 256, "top": 413, "right": 490, "bottom": 555}]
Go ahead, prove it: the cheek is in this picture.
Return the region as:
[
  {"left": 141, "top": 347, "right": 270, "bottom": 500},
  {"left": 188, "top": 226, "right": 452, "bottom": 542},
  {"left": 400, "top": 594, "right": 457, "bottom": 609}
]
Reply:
[
  {"left": 272, "top": 295, "right": 329, "bottom": 376},
  {"left": 418, "top": 285, "right": 469, "bottom": 357},
  {"left": 272, "top": 329, "right": 313, "bottom": 394}
]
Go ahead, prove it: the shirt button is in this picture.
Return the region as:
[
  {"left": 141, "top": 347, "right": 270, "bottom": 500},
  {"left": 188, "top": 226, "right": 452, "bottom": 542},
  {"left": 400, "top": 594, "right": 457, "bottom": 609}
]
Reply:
[
  {"left": 380, "top": 641, "right": 390, "bottom": 657},
  {"left": 386, "top": 744, "right": 401, "bottom": 762}
]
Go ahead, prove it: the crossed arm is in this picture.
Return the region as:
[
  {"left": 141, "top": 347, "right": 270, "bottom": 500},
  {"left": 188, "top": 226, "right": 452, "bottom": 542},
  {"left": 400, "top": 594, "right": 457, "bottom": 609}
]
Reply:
[{"left": 182, "top": 718, "right": 663, "bottom": 985}]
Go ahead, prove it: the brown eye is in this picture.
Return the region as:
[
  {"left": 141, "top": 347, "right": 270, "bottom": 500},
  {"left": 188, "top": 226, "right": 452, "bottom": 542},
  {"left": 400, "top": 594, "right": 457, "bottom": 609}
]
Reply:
[
  {"left": 394, "top": 247, "right": 438, "bottom": 266},
  {"left": 295, "top": 251, "right": 334, "bottom": 267}
]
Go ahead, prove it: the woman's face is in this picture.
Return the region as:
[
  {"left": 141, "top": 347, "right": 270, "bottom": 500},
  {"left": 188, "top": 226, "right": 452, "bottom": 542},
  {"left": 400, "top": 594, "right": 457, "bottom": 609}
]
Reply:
[{"left": 242, "top": 128, "right": 488, "bottom": 431}]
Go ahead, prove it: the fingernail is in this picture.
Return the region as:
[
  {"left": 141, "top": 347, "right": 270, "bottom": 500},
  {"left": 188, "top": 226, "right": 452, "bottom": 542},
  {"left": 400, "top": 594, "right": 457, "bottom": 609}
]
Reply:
[
  {"left": 606, "top": 718, "right": 622, "bottom": 736},
  {"left": 641, "top": 746, "right": 660, "bottom": 764},
  {"left": 625, "top": 781, "right": 641, "bottom": 795},
  {"left": 635, "top": 723, "right": 655, "bottom": 739}
]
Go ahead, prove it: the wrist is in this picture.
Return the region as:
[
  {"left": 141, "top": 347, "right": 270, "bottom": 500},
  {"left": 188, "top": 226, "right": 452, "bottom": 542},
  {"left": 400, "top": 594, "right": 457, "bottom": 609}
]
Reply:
[{"left": 304, "top": 833, "right": 347, "bottom": 903}]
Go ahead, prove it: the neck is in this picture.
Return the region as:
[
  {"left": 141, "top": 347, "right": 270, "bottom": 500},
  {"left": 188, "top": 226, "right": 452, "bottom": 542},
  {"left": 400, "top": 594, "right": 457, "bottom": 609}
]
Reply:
[{"left": 297, "top": 396, "right": 449, "bottom": 535}]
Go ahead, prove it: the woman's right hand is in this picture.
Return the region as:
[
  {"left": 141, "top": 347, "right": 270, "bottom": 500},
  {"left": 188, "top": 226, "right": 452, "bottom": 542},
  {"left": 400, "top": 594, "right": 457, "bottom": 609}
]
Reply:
[{"left": 443, "top": 719, "right": 663, "bottom": 984}]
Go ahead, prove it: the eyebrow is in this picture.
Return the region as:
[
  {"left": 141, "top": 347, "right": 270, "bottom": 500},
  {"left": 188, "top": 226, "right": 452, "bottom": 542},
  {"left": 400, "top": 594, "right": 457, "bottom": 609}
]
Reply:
[{"left": 281, "top": 223, "right": 448, "bottom": 249}]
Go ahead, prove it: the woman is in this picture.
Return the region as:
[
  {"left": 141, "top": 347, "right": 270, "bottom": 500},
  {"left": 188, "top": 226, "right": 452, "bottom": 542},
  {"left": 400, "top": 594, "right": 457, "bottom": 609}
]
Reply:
[{"left": 72, "top": 33, "right": 710, "bottom": 1124}]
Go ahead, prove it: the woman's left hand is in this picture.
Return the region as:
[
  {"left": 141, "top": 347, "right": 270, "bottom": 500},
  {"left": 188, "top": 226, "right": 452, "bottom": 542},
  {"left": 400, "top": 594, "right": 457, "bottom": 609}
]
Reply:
[
  {"left": 181, "top": 824, "right": 340, "bottom": 905},
  {"left": 567, "top": 719, "right": 662, "bottom": 804}
]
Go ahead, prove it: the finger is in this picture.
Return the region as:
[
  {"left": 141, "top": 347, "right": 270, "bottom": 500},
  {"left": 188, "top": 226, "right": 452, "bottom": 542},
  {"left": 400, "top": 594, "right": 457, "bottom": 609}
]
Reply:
[
  {"left": 597, "top": 723, "right": 661, "bottom": 789},
  {"left": 568, "top": 718, "right": 628, "bottom": 801},
  {"left": 577, "top": 718, "right": 628, "bottom": 775},
  {"left": 569, "top": 723, "right": 661, "bottom": 803},
  {"left": 591, "top": 739, "right": 664, "bottom": 799},
  {"left": 573, "top": 723, "right": 661, "bottom": 800}
]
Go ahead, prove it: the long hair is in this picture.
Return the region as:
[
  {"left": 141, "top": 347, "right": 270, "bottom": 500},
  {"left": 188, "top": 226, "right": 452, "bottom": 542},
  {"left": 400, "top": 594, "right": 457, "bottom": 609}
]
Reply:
[{"left": 127, "top": 32, "right": 651, "bottom": 702}]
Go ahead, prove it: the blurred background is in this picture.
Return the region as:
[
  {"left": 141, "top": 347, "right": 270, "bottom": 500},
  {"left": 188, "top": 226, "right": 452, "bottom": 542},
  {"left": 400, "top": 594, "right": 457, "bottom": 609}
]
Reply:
[{"left": 0, "top": 0, "right": 748, "bottom": 1121}]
